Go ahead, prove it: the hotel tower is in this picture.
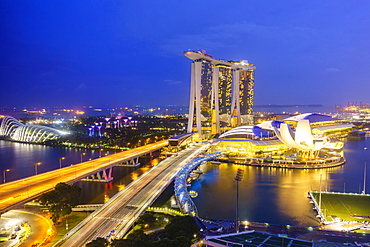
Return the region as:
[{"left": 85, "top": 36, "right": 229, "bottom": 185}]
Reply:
[{"left": 184, "top": 50, "right": 256, "bottom": 138}]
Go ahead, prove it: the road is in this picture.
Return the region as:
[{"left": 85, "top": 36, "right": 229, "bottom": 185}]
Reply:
[
  {"left": 54, "top": 144, "right": 207, "bottom": 247},
  {"left": 0, "top": 140, "right": 168, "bottom": 213}
]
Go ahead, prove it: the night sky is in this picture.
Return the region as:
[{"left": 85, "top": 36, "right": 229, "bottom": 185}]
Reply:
[{"left": 1, "top": 1, "right": 369, "bottom": 108}]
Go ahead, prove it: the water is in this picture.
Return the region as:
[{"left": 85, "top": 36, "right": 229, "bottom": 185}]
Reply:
[
  {"left": 190, "top": 137, "right": 370, "bottom": 227},
  {"left": 0, "top": 138, "right": 369, "bottom": 227},
  {"left": 0, "top": 140, "right": 157, "bottom": 204}
]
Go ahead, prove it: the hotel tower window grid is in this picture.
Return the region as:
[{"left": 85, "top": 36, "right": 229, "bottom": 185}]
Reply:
[
  {"left": 185, "top": 50, "right": 255, "bottom": 138},
  {"left": 239, "top": 69, "right": 254, "bottom": 119},
  {"left": 199, "top": 60, "right": 213, "bottom": 126}
]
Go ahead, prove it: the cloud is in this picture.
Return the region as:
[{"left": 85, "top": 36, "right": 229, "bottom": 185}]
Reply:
[
  {"left": 160, "top": 34, "right": 226, "bottom": 56},
  {"left": 74, "top": 83, "right": 88, "bottom": 92},
  {"left": 160, "top": 21, "right": 318, "bottom": 56},
  {"left": 325, "top": 67, "right": 340, "bottom": 72},
  {"left": 165, "top": 79, "right": 182, "bottom": 85}
]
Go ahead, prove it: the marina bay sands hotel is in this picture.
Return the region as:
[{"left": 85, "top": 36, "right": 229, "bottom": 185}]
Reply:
[{"left": 184, "top": 50, "right": 256, "bottom": 138}]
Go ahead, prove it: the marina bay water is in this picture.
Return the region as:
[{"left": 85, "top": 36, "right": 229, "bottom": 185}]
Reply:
[
  {"left": 0, "top": 140, "right": 153, "bottom": 203},
  {"left": 0, "top": 137, "right": 369, "bottom": 227},
  {"left": 190, "top": 137, "right": 370, "bottom": 227}
]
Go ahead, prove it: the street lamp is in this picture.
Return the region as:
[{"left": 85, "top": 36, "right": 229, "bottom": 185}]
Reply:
[
  {"left": 364, "top": 147, "right": 368, "bottom": 194},
  {"left": 35, "top": 162, "right": 42, "bottom": 175},
  {"left": 59, "top": 157, "right": 65, "bottom": 169},
  {"left": 100, "top": 149, "right": 103, "bottom": 158},
  {"left": 3, "top": 169, "right": 10, "bottom": 184},
  {"left": 235, "top": 168, "right": 244, "bottom": 233},
  {"left": 363, "top": 162, "right": 367, "bottom": 194},
  {"left": 115, "top": 145, "right": 118, "bottom": 154},
  {"left": 80, "top": 153, "right": 86, "bottom": 163}
]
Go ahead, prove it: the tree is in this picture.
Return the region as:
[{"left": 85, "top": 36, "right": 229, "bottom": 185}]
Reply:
[
  {"left": 38, "top": 182, "right": 82, "bottom": 223},
  {"left": 126, "top": 229, "right": 151, "bottom": 246},
  {"left": 86, "top": 237, "right": 109, "bottom": 247},
  {"left": 137, "top": 212, "right": 156, "bottom": 227},
  {"left": 165, "top": 216, "right": 199, "bottom": 240},
  {"left": 111, "top": 239, "right": 138, "bottom": 247}
]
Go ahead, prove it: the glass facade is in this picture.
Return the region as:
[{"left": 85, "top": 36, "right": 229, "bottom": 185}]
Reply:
[
  {"left": 217, "top": 65, "right": 233, "bottom": 128},
  {"left": 239, "top": 69, "right": 254, "bottom": 115},
  {"left": 199, "top": 60, "right": 213, "bottom": 128},
  {"left": 185, "top": 50, "right": 255, "bottom": 137}
]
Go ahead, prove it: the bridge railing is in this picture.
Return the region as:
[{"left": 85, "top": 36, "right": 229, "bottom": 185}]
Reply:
[{"left": 174, "top": 152, "right": 222, "bottom": 217}]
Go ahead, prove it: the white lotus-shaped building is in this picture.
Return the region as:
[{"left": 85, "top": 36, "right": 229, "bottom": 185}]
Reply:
[
  {"left": 272, "top": 119, "right": 330, "bottom": 151},
  {"left": 214, "top": 113, "right": 351, "bottom": 154}
]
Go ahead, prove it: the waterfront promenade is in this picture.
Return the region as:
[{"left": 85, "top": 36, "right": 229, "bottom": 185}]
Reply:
[
  {"left": 218, "top": 156, "right": 346, "bottom": 169},
  {"left": 0, "top": 140, "right": 168, "bottom": 213},
  {"left": 54, "top": 144, "right": 208, "bottom": 246}
]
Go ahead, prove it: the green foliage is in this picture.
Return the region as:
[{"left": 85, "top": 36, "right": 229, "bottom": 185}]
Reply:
[
  {"left": 126, "top": 229, "right": 150, "bottom": 246},
  {"left": 86, "top": 237, "right": 109, "bottom": 247},
  {"left": 165, "top": 216, "right": 199, "bottom": 240},
  {"left": 38, "top": 182, "right": 82, "bottom": 223},
  {"left": 137, "top": 212, "right": 156, "bottom": 227},
  {"left": 88, "top": 215, "right": 200, "bottom": 247},
  {"left": 110, "top": 239, "right": 136, "bottom": 247}
]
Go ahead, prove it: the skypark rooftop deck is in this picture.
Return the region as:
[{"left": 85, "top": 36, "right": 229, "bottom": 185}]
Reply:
[{"left": 184, "top": 50, "right": 256, "bottom": 70}]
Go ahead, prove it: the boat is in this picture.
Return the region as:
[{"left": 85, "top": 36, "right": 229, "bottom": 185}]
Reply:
[{"left": 210, "top": 160, "right": 221, "bottom": 165}]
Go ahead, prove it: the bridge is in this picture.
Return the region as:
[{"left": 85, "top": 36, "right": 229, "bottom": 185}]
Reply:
[
  {"left": 54, "top": 144, "right": 208, "bottom": 246},
  {"left": 0, "top": 140, "right": 167, "bottom": 213}
]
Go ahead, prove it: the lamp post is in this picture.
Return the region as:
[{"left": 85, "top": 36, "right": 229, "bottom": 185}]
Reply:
[
  {"left": 3, "top": 169, "right": 10, "bottom": 184},
  {"left": 363, "top": 162, "right": 367, "bottom": 194},
  {"left": 364, "top": 147, "right": 368, "bottom": 194},
  {"left": 35, "top": 162, "right": 42, "bottom": 175},
  {"left": 80, "top": 153, "right": 86, "bottom": 163},
  {"left": 100, "top": 149, "right": 103, "bottom": 158},
  {"left": 235, "top": 168, "right": 244, "bottom": 233},
  {"left": 59, "top": 157, "right": 65, "bottom": 169}
]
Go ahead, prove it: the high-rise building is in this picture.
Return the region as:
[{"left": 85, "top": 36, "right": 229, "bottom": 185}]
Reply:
[{"left": 185, "top": 50, "right": 256, "bottom": 138}]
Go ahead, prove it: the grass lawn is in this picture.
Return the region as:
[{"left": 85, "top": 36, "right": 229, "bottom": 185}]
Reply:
[
  {"left": 46, "top": 212, "right": 90, "bottom": 246},
  {"left": 311, "top": 192, "right": 370, "bottom": 223}
]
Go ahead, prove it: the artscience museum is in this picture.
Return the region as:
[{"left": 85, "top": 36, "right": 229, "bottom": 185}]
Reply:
[{"left": 209, "top": 113, "right": 353, "bottom": 168}]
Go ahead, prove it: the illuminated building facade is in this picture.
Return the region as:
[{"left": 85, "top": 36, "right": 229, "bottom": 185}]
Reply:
[
  {"left": 210, "top": 113, "right": 351, "bottom": 166},
  {"left": 185, "top": 50, "right": 256, "bottom": 138},
  {"left": 0, "top": 116, "right": 68, "bottom": 143}
]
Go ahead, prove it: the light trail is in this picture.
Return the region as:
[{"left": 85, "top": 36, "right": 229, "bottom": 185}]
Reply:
[
  {"left": 54, "top": 144, "right": 208, "bottom": 247},
  {"left": 0, "top": 140, "right": 168, "bottom": 213}
]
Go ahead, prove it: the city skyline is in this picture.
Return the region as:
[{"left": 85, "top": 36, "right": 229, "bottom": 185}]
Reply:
[{"left": 1, "top": 1, "right": 370, "bottom": 108}]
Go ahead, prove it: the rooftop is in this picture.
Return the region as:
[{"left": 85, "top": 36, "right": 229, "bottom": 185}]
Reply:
[{"left": 184, "top": 50, "right": 256, "bottom": 70}]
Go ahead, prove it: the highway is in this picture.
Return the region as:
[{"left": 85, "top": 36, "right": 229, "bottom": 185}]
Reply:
[
  {"left": 54, "top": 144, "right": 208, "bottom": 247},
  {"left": 0, "top": 140, "right": 168, "bottom": 213}
]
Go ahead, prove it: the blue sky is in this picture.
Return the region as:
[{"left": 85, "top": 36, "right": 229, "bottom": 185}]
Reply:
[{"left": 1, "top": 1, "right": 369, "bottom": 108}]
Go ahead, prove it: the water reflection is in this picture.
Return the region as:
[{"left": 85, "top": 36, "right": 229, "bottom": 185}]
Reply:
[
  {"left": 1, "top": 137, "right": 369, "bottom": 227},
  {"left": 191, "top": 138, "right": 370, "bottom": 227}
]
